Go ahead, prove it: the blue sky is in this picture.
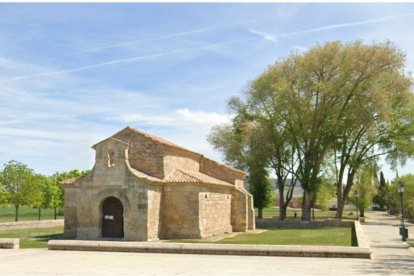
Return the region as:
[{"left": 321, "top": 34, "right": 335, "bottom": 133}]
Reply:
[{"left": 1, "top": 3, "right": 414, "bottom": 181}]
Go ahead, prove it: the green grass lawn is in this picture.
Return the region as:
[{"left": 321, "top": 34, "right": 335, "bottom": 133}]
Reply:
[
  {"left": 257, "top": 207, "right": 358, "bottom": 220},
  {"left": 0, "top": 205, "right": 63, "bottom": 223},
  {"left": 218, "top": 228, "right": 356, "bottom": 246},
  {"left": 171, "top": 227, "right": 357, "bottom": 247},
  {"left": 0, "top": 226, "right": 65, "bottom": 248}
]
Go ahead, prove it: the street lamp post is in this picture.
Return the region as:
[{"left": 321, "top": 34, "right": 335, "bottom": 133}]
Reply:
[
  {"left": 397, "top": 181, "right": 408, "bottom": 242},
  {"left": 354, "top": 190, "right": 359, "bottom": 221}
]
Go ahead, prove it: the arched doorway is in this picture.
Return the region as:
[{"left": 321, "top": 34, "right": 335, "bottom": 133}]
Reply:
[{"left": 101, "top": 197, "right": 124, "bottom": 238}]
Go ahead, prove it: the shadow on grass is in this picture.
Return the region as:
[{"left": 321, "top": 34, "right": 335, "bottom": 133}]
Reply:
[{"left": 33, "top": 233, "right": 69, "bottom": 242}]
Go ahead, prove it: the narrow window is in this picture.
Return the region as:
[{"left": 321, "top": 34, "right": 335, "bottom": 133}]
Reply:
[{"left": 107, "top": 149, "right": 115, "bottom": 167}]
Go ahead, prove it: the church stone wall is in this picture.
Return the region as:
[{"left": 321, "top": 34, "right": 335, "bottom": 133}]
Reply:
[
  {"left": 63, "top": 186, "right": 80, "bottom": 238},
  {"left": 63, "top": 127, "right": 255, "bottom": 242},
  {"left": 163, "top": 150, "right": 200, "bottom": 177},
  {"left": 113, "top": 129, "right": 166, "bottom": 179},
  {"left": 199, "top": 158, "right": 244, "bottom": 186},
  {"left": 161, "top": 183, "right": 202, "bottom": 239},
  {"left": 198, "top": 188, "right": 232, "bottom": 237},
  {"left": 147, "top": 185, "right": 162, "bottom": 240}
]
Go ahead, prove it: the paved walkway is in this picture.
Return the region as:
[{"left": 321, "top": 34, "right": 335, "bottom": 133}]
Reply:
[
  {"left": 0, "top": 212, "right": 412, "bottom": 275},
  {"left": 359, "top": 212, "right": 414, "bottom": 274}
]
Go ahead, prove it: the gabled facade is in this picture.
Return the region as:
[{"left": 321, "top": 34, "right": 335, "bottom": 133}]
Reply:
[{"left": 62, "top": 126, "right": 255, "bottom": 241}]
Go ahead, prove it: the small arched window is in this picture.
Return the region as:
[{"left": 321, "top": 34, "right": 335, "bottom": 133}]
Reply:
[{"left": 107, "top": 149, "right": 115, "bottom": 167}]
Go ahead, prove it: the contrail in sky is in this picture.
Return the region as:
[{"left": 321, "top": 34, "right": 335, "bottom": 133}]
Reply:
[
  {"left": 0, "top": 38, "right": 251, "bottom": 83},
  {"left": 279, "top": 12, "right": 414, "bottom": 37},
  {"left": 67, "top": 15, "right": 280, "bottom": 55},
  {"left": 2, "top": 12, "right": 413, "bottom": 83},
  {"left": 71, "top": 12, "right": 414, "bottom": 55},
  {"left": 248, "top": 12, "right": 414, "bottom": 42}
]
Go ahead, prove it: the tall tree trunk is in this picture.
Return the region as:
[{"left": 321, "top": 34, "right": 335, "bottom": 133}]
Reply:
[
  {"left": 277, "top": 175, "right": 286, "bottom": 220},
  {"left": 258, "top": 207, "right": 263, "bottom": 219},
  {"left": 360, "top": 209, "right": 365, "bottom": 218},
  {"left": 279, "top": 203, "right": 286, "bottom": 220},
  {"left": 54, "top": 207, "right": 57, "bottom": 220},
  {"left": 311, "top": 196, "right": 316, "bottom": 220},
  {"left": 282, "top": 201, "right": 290, "bottom": 220},
  {"left": 302, "top": 190, "right": 312, "bottom": 221},
  {"left": 38, "top": 208, "right": 41, "bottom": 221},
  {"left": 278, "top": 188, "right": 286, "bottom": 220},
  {"left": 335, "top": 184, "right": 343, "bottom": 219},
  {"left": 336, "top": 170, "right": 356, "bottom": 219},
  {"left": 336, "top": 201, "right": 345, "bottom": 219},
  {"left": 15, "top": 205, "right": 19, "bottom": 222}
]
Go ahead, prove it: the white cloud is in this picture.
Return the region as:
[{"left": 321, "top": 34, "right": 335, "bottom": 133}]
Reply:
[
  {"left": 0, "top": 55, "right": 236, "bottom": 174},
  {"left": 113, "top": 108, "right": 232, "bottom": 128},
  {"left": 175, "top": 108, "right": 232, "bottom": 125}
]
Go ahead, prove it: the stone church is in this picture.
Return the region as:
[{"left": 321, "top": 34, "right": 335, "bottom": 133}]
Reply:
[{"left": 62, "top": 126, "right": 255, "bottom": 241}]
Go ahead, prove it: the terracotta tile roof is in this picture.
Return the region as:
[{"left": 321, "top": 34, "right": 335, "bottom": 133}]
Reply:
[
  {"left": 91, "top": 137, "right": 129, "bottom": 149},
  {"left": 164, "top": 169, "right": 233, "bottom": 187},
  {"left": 129, "top": 167, "right": 162, "bottom": 182}
]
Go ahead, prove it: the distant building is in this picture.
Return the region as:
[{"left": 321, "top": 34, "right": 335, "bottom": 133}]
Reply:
[
  {"left": 273, "top": 178, "right": 303, "bottom": 207},
  {"left": 62, "top": 126, "right": 255, "bottom": 241}
]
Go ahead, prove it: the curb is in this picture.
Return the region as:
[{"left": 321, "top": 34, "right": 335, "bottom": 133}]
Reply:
[
  {"left": 354, "top": 221, "right": 370, "bottom": 249},
  {"left": 48, "top": 240, "right": 371, "bottom": 259},
  {"left": 0, "top": 238, "right": 19, "bottom": 249},
  {"left": 0, "top": 219, "right": 64, "bottom": 231}
]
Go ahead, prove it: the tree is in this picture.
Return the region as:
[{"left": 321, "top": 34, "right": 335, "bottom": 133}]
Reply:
[
  {"left": 330, "top": 42, "right": 414, "bottom": 218},
  {"left": 51, "top": 170, "right": 89, "bottom": 219},
  {"left": 373, "top": 171, "right": 388, "bottom": 210},
  {"left": 0, "top": 161, "right": 42, "bottom": 221},
  {"left": 315, "top": 179, "right": 336, "bottom": 211},
  {"left": 387, "top": 174, "right": 414, "bottom": 219},
  {"left": 248, "top": 164, "right": 274, "bottom": 219},
  {"left": 351, "top": 165, "right": 378, "bottom": 217},
  {"left": 208, "top": 123, "right": 274, "bottom": 219},
  {"left": 30, "top": 175, "right": 58, "bottom": 220},
  {"left": 216, "top": 69, "right": 300, "bottom": 220},
  {"left": 220, "top": 40, "right": 413, "bottom": 220}
]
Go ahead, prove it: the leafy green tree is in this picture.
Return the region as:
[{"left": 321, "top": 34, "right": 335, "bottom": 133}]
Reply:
[
  {"left": 315, "top": 179, "right": 336, "bottom": 211},
  {"left": 51, "top": 170, "right": 89, "bottom": 219},
  {"left": 351, "top": 165, "right": 378, "bottom": 217},
  {"left": 31, "top": 175, "right": 57, "bottom": 220},
  {"left": 209, "top": 123, "right": 275, "bottom": 219},
  {"left": 0, "top": 161, "right": 42, "bottom": 221},
  {"left": 221, "top": 40, "right": 413, "bottom": 220},
  {"left": 373, "top": 171, "right": 388, "bottom": 210},
  {"left": 248, "top": 165, "right": 274, "bottom": 219},
  {"left": 388, "top": 174, "right": 414, "bottom": 219}
]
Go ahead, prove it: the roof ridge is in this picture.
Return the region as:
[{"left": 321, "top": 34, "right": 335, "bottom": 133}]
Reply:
[
  {"left": 124, "top": 126, "right": 202, "bottom": 157},
  {"left": 109, "top": 126, "right": 245, "bottom": 176},
  {"left": 91, "top": 136, "right": 129, "bottom": 149}
]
